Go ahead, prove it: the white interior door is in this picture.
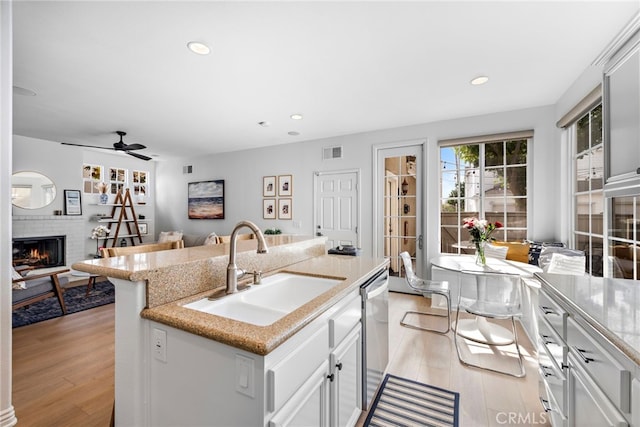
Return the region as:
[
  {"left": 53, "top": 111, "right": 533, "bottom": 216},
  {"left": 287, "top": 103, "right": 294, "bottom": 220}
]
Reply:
[
  {"left": 314, "top": 170, "right": 360, "bottom": 250},
  {"left": 375, "top": 144, "right": 423, "bottom": 293}
]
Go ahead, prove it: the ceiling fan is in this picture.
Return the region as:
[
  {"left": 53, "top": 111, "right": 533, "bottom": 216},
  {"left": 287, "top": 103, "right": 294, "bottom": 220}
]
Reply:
[{"left": 61, "top": 131, "right": 152, "bottom": 161}]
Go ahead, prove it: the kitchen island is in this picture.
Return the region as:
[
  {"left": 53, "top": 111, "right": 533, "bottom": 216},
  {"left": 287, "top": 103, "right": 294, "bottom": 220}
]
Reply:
[{"left": 72, "top": 235, "right": 388, "bottom": 426}]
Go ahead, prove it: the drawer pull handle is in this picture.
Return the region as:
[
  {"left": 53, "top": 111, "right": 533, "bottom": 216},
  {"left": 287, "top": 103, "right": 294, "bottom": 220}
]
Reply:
[
  {"left": 540, "top": 364, "right": 555, "bottom": 378},
  {"left": 327, "top": 373, "right": 335, "bottom": 382},
  {"left": 336, "top": 362, "right": 343, "bottom": 371},
  {"left": 541, "top": 334, "right": 555, "bottom": 345},
  {"left": 539, "top": 397, "right": 553, "bottom": 413},
  {"left": 539, "top": 305, "right": 557, "bottom": 316},
  {"left": 572, "top": 346, "right": 594, "bottom": 363}
]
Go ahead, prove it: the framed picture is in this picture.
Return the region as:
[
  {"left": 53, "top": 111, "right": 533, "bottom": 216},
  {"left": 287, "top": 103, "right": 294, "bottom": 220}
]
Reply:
[
  {"left": 263, "top": 176, "right": 276, "bottom": 197},
  {"left": 278, "top": 175, "right": 292, "bottom": 196},
  {"left": 82, "top": 164, "right": 102, "bottom": 194},
  {"left": 138, "top": 223, "right": 148, "bottom": 235},
  {"left": 278, "top": 198, "right": 292, "bottom": 220},
  {"left": 188, "top": 180, "right": 225, "bottom": 219},
  {"left": 263, "top": 199, "right": 276, "bottom": 219},
  {"left": 63, "top": 189, "right": 82, "bottom": 215}
]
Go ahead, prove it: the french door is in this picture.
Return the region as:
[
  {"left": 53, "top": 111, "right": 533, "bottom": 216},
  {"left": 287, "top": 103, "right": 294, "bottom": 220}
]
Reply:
[{"left": 374, "top": 143, "right": 424, "bottom": 293}]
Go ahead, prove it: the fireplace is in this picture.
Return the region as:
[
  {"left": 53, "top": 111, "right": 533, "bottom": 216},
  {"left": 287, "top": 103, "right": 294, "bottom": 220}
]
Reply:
[{"left": 12, "top": 235, "right": 66, "bottom": 269}]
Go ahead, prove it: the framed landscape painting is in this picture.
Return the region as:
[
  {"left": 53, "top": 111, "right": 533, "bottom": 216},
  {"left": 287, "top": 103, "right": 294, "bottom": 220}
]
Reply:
[{"left": 188, "top": 180, "right": 225, "bottom": 219}]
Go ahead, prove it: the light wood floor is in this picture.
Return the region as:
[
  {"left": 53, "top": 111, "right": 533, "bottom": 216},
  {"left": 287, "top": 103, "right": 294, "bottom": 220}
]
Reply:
[
  {"left": 12, "top": 303, "right": 115, "bottom": 427},
  {"left": 12, "top": 292, "right": 548, "bottom": 426},
  {"left": 357, "top": 292, "right": 550, "bottom": 427}
]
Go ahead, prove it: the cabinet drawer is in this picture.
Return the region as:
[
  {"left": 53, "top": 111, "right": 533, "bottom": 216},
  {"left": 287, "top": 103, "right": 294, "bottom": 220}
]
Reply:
[
  {"left": 569, "top": 353, "right": 629, "bottom": 427},
  {"left": 268, "top": 324, "right": 329, "bottom": 413},
  {"left": 329, "top": 295, "right": 361, "bottom": 348},
  {"left": 567, "top": 317, "right": 631, "bottom": 413},
  {"left": 538, "top": 336, "right": 566, "bottom": 418},
  {"left": 539, "top": 375, "right": 566, "bottom": 426},
  {"left": 539, "top": 316, "right": 566, "bottom": 374},
  {"left": 538, "top": 289, "right": 567, "bottom": 339}
]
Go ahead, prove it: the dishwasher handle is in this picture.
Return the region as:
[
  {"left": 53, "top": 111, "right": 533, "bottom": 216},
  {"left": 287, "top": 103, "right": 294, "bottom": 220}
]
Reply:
[
  {"left": 365, "top": 280, "right": 388, "bottom": 300},
  {"left": 363, "top": 268, "right": 389, "bottom": 299}
]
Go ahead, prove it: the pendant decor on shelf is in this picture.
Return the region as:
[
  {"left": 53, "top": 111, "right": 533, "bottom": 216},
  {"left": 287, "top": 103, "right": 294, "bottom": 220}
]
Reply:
[{"left": 99, "top": 193, "right": 108, "bottom": 204}]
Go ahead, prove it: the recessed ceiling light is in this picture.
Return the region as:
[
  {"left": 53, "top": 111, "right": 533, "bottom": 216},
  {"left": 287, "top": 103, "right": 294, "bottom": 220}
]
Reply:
[
  {"left": 470, "top": 76, "right": 489, "bottom": 86},
  {"left": 13, "top": 86, "right": 36, "bottom": 96},
  {"left": 290, "top": 113, "right": 303, "bottom": 120},
  {"left": 288, "top": 131, "right": 300, "bottom": 136},
  {"left": 187, "top": 41, "right": 210, "bottom": 55}
]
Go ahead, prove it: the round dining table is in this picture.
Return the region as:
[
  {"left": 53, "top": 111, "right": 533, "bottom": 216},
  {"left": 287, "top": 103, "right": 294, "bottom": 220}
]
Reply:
[{"left": 430, "top": 254, "right": 542, "bottom": 345}]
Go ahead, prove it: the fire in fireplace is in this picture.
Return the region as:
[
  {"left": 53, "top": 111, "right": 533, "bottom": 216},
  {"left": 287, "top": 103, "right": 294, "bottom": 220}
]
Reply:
[{"left": 12, "top": 235, "right": 65, "bottom": 269}]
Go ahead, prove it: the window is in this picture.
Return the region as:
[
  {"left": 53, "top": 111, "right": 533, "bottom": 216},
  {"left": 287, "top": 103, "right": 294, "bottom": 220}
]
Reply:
[
  {"left": 440, "top": 135, "right": 529, "bottom": 254},
  {"left": 571, "top": 104, "right": 604, "bottom": 276}
]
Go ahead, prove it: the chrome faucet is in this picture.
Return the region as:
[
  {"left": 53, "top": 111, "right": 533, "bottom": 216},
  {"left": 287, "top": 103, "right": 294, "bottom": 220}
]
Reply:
[{"left": 225, "top": 220, "right": 268, "bottom": 294}]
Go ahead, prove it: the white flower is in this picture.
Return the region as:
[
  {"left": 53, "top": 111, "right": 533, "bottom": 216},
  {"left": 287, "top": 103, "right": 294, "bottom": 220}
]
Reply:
[{"left": 91, "top": 225, "right": 111, "bottom": 239}]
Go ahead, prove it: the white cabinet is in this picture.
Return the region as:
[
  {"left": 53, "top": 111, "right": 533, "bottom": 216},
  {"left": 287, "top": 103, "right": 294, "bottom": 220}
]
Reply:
[
  {"left": 330, "top": 325, "right": 361, "bottom": 427},
  {"left": 536, "top": 285, "right": 634, "bottom": 427},
  {"left": 271, "top": 294, "right": 362, "bottom": 427},
  {"left": 603, "top": 19, "right": 640, "bottom": 186},
  {"left": 145, "top": 287, "right": 364, "bottom": 427},
  {"left": 537, "top": 289, "right": 568, "bottom": 426},
  {"left": 567, "top": 353, "right": 628, "bottom": 427},
  {"left": 269, "top": 361, "right": 330, "bottom": 427}
]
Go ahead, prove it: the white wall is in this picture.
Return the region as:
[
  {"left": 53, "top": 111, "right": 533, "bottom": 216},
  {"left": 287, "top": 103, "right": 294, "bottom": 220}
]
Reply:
[
  {"left": 156, "top": 105, "right": 558, "bottom": 264},
  {"left": 1, "top": 1, "right": 16, "bottom": 425},
  {"left": 12, "top": 135, "right": 156, "bottom": 261}
]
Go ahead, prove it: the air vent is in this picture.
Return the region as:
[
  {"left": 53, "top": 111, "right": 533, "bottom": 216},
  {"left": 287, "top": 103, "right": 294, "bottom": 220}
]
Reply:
[
  {"left": 183, "top": 165, "right": 193, "bottom": 174},
  {"left": 323, "top": 146, "right": 343, "bottom": 160}
]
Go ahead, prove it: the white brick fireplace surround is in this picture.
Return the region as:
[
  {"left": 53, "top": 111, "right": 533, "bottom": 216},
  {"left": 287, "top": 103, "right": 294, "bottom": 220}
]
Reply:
[{"left": 12, "top": 215, "right": 85, "bottom": 270}]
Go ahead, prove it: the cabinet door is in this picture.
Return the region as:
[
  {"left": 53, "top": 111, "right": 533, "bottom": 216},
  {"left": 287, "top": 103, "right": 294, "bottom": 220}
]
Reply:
[
  {"left": 269, "top": 361, "right": 330, "bottom": 427},
  {"left": 330, "top": 325, "right": 361, "bottom": 427},
  {"left": 567, "top": 354, "right": 628, "bottom": 427},
  {"left": 606, "top": 44, "right": 640, "bottom": 181}
]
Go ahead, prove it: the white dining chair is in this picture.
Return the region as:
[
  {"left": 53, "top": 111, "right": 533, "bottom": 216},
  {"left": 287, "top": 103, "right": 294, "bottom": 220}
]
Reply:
[
  {"left": 453, "top": 269, "right": 526, "bottom": 377},
  {"left": 399, "top": 251, "right": 451, "bottom": 334}
]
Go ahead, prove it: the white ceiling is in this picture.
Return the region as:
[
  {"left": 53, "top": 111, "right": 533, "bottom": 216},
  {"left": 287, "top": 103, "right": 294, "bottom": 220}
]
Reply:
[{"left": 11, "top": 1, "right": 639, "bottom": 161}]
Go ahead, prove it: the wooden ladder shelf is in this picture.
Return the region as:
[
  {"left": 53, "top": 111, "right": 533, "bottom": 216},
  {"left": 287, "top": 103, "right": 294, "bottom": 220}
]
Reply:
[{"left": 105, "top": 189, "right": 143, "bottom": 247}]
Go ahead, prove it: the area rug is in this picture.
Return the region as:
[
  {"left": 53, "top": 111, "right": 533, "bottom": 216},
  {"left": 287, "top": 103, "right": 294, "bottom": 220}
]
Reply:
[
  {"left": 12, "top": 280, "right": 115, "bottom": 328},
  {"left": 365, "top": 374, "right": 459, "bottom": 427}
]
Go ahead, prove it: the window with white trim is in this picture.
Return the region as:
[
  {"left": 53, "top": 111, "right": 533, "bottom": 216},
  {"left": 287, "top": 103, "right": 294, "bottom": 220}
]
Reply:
[
  {"left": 571, "top": 103, "right": 604, "bottom": 276},
  {"left": 440, "top": 135, "right": 530, "bottom": 253}
]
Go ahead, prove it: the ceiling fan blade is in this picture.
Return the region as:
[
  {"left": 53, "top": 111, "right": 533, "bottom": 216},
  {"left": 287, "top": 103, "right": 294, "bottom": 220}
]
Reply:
[
  {"left": 61, "top": 142, "right": 113, "bottom": 150},
  {"left": 127, "top": 151, "right": 152, "bottom": 161},
  {"left": 123, "top": 143, "right": 146, "bottom": 151}
]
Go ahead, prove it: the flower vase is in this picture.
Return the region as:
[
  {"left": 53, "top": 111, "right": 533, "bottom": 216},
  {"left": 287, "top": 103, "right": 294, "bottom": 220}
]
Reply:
[
  {"left": 99, "top": 193, "right": 108, "bottom": 204},
  {"left": 475, "top": 241, "right": 486, "bottom": 266}
]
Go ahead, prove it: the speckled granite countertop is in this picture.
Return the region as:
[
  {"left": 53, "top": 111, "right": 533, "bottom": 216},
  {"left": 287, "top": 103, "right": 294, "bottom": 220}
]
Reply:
[
  {"left": 72, "top": 235, "right": 388, "bottom": 355},
  {"left": 535, "top": 273, "right": 640, "bottom": 365},
  {"left": 142, "top": 255, "right": 388, "bottom": 355}
]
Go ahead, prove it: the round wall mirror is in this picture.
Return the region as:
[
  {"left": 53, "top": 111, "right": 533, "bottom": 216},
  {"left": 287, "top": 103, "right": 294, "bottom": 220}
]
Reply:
[{"left": 11, "top": 171, "right": 57, "bottom": 209}]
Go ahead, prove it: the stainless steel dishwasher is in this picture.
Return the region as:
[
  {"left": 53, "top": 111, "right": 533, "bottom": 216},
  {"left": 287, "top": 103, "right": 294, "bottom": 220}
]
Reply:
[{"left": 360, "top": 267, "right": 389, "bottom": 410}]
